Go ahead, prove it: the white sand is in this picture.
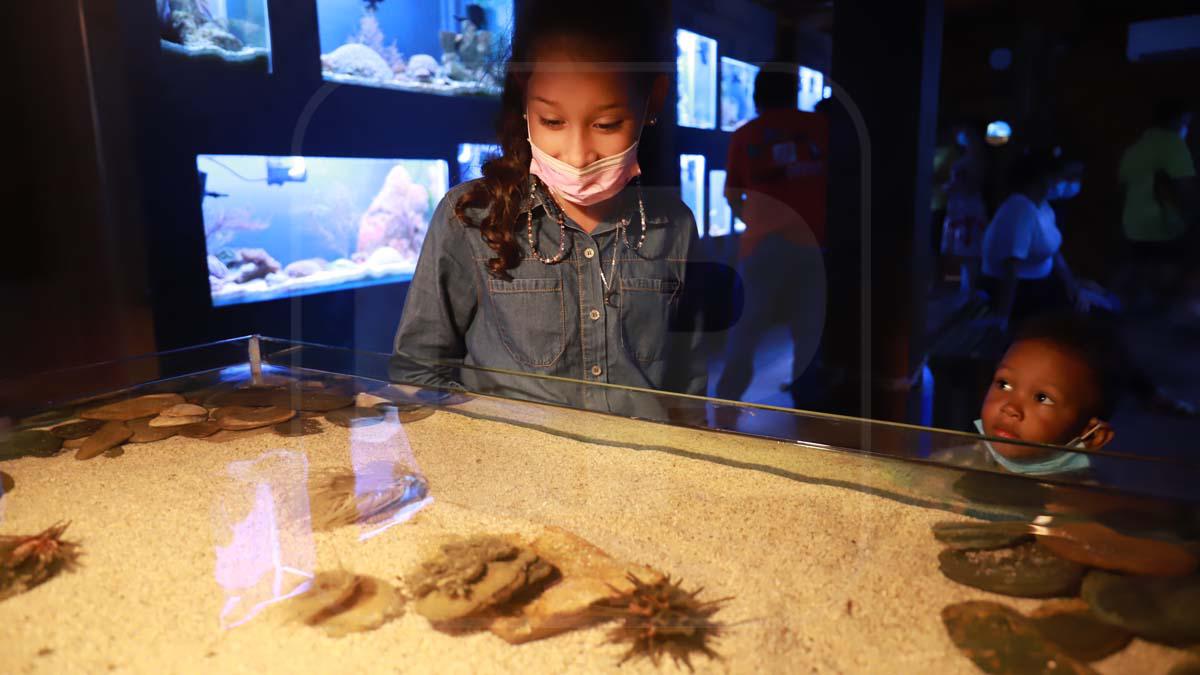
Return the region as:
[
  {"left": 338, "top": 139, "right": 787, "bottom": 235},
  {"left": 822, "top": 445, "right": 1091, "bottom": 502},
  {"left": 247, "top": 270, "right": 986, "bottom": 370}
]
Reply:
[{"left": 0, "top": 389, "right": 1190, "bottom": 674}]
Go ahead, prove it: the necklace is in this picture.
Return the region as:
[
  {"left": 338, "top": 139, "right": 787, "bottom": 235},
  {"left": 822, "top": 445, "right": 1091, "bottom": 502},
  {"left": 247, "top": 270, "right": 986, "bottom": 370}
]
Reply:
[{"left": 526, "top": 176, "right": 648, "bottom": 294}]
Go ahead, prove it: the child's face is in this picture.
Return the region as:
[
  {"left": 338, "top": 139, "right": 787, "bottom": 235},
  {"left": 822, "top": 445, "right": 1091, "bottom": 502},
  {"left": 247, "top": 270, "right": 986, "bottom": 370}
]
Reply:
[
  {"left": 525, "top": 45, "right": 648, "bottom": 169},
  {"left": 980, "top": 339, "right": 1102, "bottom": 459}
]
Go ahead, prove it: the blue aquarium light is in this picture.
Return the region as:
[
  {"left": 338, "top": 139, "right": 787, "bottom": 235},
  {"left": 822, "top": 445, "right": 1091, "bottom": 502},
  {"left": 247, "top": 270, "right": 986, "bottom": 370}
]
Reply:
[
  {"left": 986, "top": 120, "right": 1012, "bottom": 146},
  {"left": 720, "top": 57, "right": 759, "bottom": 132},
  {"left": 679, "top": 154, "right": 706, "bottom": 237},
  {"left": 676, "top": 29, "right": 718, "bottom": 130}
]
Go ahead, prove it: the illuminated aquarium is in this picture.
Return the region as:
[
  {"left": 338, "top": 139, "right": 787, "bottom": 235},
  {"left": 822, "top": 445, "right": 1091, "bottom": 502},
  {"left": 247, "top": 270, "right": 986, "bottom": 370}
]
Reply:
[
  {"left": 679, "top": 155, "right": 706, "bottom": 238},
  {"left": 316, "top": 0, "right": 512, "bottom": 97},
  {"left": 198, "top": 154, "right": 449, "bottom": 307},
  {"left": 986, "top": 120, "right": 1012, "bottom": 146},
  {"left": 708, "top": 170, "right": 746, "bottom": 237},
  {"left": 798, "top": 66, "right": 828, "bottom": 113},
  {"left": 456, "top": 143, "right": 500, "bottom": 183},
  {"left": 676, "top": 29, "right": 717, "bottom": 130},
  {"left": 720, "top": 57, "right": 758, "bottom": 132},
  {"left": 158, "top": 0, "right": 272, "bottom": 70}
]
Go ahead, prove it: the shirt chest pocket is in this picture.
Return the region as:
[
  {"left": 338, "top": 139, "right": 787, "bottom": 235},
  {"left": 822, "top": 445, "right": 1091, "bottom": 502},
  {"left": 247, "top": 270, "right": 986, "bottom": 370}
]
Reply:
[
  {"left": 618, "top": 276, "right": 681, "bottom": 363},
  {"left": 486, "top": 275, "right": 567, "bottom": 367}
]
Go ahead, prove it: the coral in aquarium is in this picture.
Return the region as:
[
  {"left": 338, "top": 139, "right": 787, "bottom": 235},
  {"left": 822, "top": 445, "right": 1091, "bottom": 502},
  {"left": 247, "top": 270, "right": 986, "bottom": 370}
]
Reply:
[
  {"left": 348, "top": 10, "right": 405, "bottom": 73},
  {"left": 297, "top": 183, "right": 361, "bottom": 261},
  {"left": 355, "top": 165, "right": 432, "bottom": 262},
  {"left": 322, "top": 43, "right": 395, "bottom": 81},
  {"left": 204, "top": 205, "right": 270, "bottom": 250}
]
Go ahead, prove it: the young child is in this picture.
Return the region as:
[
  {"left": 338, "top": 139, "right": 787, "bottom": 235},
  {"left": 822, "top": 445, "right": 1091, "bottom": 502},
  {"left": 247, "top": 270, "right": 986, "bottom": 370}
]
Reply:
[
  {"left": 390, "top": 1, "right": 706, "bottom": 419},
  {"left": 975, "top": 313, "right": 1124, "bottom": 475}
]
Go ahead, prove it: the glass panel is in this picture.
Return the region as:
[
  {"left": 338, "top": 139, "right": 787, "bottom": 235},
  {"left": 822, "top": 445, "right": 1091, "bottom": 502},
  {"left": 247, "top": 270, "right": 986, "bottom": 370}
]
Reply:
[
  {"left": 720, "top": 56, "right": 758, "bottom": 132},
  {"left": 158, "top": 0, "right": 272, "bottom": 71},
  {"left": 315, "top": 0, "right": 512, "bottom": 97},
  {"left": 675, "top": 29, "right": 717, "bottom": 130},
  {"left": 198, "top": 154, "right": 449, "bottom": 307},
  {"left": 707, "top": 169, "right": 746, "bottom": 236}
]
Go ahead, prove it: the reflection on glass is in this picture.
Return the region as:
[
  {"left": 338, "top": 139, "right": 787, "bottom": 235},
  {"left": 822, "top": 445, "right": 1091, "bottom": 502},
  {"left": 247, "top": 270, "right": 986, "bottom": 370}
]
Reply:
[
  {"left": 213, "top": 450, "right": 316, "bottom": 629},
  {"left": 158, "top": 0, "right": 272, "bottom": 70},
  {"left": 676, "top": 29, "right": 717, "bottom": 130},
  {"left": 679, "top": 154, "right": 706, "bottom": 238},
  {"left": 708, "top": 170, "right": 746, "bottom": 237},
  {"left": 986, "top": 120, "right": 1012, "bottom": 146},
  {"left": 315, "top": 0, "right": 512, "bottom": 97},
  {"left": 720, "top": 57, "right": 759, "bottom": 132},
  {"left": 798, "top": 66, "right": 827, "bottom": 113},
  {"left": 456, "top": 143, "right": 501, "bottom": 184},
  {"left": 198, "top": 155, "right": 449, "bottom": 307}
]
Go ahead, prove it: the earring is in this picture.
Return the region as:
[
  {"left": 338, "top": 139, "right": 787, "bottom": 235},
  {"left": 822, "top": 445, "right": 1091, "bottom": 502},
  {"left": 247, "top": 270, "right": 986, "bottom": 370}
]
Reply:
[
  {"left": 647, "top": 117, "right": 658, "bottom": 126},
  {"left": 522, "top": 113, "right": 527, "bottom": 119}
]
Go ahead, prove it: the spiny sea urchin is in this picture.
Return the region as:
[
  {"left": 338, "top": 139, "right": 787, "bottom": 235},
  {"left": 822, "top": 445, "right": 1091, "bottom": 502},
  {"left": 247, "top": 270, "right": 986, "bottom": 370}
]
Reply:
[
  {"left": 0, "top": 522, "right": 82, "bottom": 601},
  {"left": 589, "top": 573, "right": 731, "bottom": 671}
]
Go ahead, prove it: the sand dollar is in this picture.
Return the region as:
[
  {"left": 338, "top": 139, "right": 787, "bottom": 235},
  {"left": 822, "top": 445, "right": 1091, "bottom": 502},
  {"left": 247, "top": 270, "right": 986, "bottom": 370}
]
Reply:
[
  {"left": 941, "top": 600, "right": 1098, "bottom": 675},
  {"left": 80, "top": 393, "right": 186, "bottom": 421},
  {"left": 127, "top": 417, "right": 178, "bottom": 443},
  {"left": 1028, "top": 598, "right": 1132, "bottom": 662},
  {"left": 1081, "top": 571, "right": 1200, "bottom": 644},
  {"left": 178, "top": 421, "right": 221, "bottom": 438},
  {"left": 76, "top": 421, "right": 133, "bottom": 460},
  {"left": 932, "top": 521, "right": 1033, "bottom": 551},
  {"left": 49, "top": 419, "right": 104, "bottom": 440},
  {"left": 324, "top": 407, "right": 385, "bottom": 428},
  {"left": 1035, "top": 522, "right": 1198, "bottom": 577},
  {"left": 273, "top": 418, "right": 323, "bottom": 437},
  {"left": 0, "top": 430, "right": 64, "bottom": 459},
  {"left": 217, "top": 406, "right": 296, "bottom": 431},
  {"left": 938, "top": 540, "right": 1085, "bottom": 598}
]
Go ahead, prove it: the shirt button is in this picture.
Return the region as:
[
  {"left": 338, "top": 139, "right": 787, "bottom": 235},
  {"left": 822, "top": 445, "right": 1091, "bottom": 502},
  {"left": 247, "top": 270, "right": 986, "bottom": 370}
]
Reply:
[
  {"left": 583, "top": 247, "right": 595, "bottom": 259},
  {"left": 591, "top": 365, "right": 602, "bottom": 377},
  {"left": 589, "top": 309, "right": 601, "bottom": 321}
]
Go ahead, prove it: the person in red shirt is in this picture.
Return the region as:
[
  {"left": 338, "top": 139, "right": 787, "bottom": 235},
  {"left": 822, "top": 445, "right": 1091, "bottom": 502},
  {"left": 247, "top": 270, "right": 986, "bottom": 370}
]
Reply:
[{"left": 716, "top": 68, "right": 829, "bottom": 408}]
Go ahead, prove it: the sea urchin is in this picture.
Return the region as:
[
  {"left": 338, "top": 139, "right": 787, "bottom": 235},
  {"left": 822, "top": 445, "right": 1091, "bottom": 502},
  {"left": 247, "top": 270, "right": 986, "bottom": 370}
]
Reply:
[{"left": 589, "top": 573, "right": 731, "bottom": 671}]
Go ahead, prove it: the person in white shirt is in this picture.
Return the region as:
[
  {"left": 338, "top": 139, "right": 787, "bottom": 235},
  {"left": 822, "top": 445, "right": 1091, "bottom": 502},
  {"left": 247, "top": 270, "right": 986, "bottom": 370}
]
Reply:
[{"left": 982, "top": 152, "right": 1089, "bottom": 328}]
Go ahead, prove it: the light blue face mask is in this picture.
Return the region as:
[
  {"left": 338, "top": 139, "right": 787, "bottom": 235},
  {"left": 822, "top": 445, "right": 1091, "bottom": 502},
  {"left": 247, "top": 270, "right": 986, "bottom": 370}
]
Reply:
[{"left": 973, "top": 419, "right": 1092, "bottom": 475}]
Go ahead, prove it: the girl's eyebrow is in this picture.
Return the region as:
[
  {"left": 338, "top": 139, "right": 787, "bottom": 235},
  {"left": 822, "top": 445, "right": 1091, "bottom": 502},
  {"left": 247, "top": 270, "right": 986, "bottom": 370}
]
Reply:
[{"left": 531, "top": 96, "right": 626, "bottom": 112}]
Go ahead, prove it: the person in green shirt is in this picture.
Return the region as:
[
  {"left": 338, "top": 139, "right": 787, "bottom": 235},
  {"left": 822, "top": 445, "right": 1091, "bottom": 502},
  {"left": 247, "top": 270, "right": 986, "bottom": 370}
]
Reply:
[
  {"left": 1119, "top": 99, "right": 1195, "bottom": 243},
  {"left": 1116, "top": 99, "right": 1196, "bottom": 309}
]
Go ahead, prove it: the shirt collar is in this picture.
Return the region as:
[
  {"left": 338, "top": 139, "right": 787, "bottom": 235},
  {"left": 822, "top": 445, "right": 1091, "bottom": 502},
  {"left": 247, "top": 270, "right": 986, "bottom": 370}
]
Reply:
[{"left": 519, "top": 177, "right": 665, "bottom": 235}]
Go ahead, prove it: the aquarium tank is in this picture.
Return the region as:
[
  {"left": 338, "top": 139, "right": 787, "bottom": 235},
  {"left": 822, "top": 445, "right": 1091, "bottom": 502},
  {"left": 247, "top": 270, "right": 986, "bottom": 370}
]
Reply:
[
  {"left": 456, "top": 143, "right": 501, "bottom": 183},
  {"left": 798, "top": 66, "right": 828, "bottom": 113},
  {"left": 158, "top": 0, "right": 272, "bottom": 70},
  {"left": 198, "top": 154, "right": 449, "bottom": 307},
  {"left": 720, "top": 57, "right": 758, "bottom": 132},
  {"left": 679, "top": 155, "right": 706, "bottom": 238},
  {"left": 708, "top": 170, "right": 745, "bottom": 237},
  {"left": 315, "top": 0, "right": 512, "bottom": 97},
  {"left": 986, "top": 120, "right": 1012, "bottom": 146},
  {"left": 676, "top": 29, "right": 717, "bottom": 130}
]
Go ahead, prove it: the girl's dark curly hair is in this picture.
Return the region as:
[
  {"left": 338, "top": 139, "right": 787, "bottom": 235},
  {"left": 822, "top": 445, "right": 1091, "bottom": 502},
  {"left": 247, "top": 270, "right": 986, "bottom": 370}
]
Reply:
[{"left": 453, "top": 0, "right": 670, "bottom": 280}]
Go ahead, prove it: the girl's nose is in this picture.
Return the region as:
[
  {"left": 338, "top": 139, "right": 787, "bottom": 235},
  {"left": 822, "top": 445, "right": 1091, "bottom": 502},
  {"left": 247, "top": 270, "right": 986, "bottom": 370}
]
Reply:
[{"left": 563, "top": 129, "right": 598, "bottom": 169}]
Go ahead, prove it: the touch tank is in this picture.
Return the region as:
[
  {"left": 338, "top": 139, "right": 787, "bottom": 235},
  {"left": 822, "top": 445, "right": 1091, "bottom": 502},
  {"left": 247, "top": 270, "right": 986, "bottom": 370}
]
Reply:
[
  {"left": 315, "top": 0, "right": 512, "bottom": 97},
  {"left": 1, "top": 338, "right": 1198, "bottom": 673},
  {"left": 198, "top": 155, "right": 449, "bottom": 306},
  {"left": 158, "top": 0, "right": 272, "bottom": 70}
]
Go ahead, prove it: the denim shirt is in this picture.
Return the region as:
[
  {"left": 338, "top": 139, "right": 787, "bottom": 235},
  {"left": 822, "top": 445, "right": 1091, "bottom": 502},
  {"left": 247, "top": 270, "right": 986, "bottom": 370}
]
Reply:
[{"left": 390, "top": 178, "right": 709, "bottom": 420}]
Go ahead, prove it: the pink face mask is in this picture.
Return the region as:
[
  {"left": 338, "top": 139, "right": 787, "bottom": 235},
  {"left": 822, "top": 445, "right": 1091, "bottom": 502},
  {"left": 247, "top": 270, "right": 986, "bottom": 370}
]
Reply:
[{"left": 527, "top": 117, "right": 642, "bottom": 206}]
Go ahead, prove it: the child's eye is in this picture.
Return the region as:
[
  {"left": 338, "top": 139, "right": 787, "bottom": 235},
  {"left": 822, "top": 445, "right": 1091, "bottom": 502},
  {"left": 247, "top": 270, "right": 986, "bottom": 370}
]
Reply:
[
  {"left": 1035, "top": 392, "right": 1056, "bottom": 405},
  {"left": 995, "top": 379, "right": 1012, "bottom": 392},
  {"left": 595, "top": 120, "right": 625, "bottom": 131},
  {"left": 538, "top": 117, "right": 564, "bottom": 129}
]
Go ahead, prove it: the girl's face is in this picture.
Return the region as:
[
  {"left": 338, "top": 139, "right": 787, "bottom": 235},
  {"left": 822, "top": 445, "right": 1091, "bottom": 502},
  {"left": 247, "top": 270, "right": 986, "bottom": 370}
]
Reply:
[{"left": 525, "top": 46, "right": 648, "bottom": 169}]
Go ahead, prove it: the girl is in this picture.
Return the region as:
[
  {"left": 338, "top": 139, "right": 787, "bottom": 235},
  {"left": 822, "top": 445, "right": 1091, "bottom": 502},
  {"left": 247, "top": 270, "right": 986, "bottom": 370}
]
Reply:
[{"left": 390, "top": 1, "right": 707, "bottom": 420}]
